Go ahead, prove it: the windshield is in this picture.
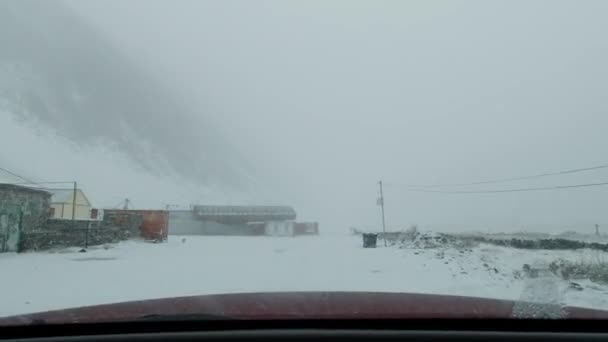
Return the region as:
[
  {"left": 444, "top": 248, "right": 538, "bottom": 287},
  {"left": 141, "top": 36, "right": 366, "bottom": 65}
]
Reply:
[{"left": 1, "top": 0, "right": 608, "bottom": 324}]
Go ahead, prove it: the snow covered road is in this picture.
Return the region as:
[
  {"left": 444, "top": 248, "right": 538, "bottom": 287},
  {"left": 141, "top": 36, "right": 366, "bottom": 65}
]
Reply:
[{"left": 1, "top": 235, "right": 608, "bottom": 317}]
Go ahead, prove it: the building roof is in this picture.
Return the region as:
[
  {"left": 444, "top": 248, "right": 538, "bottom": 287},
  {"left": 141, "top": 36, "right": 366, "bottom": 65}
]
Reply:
[
  {"left": 49, "top": 189, "right": 91, "bottom": 206},
  {"left": 0, "top": 183, "right": 51, "bottom": 197},
  {"left": 192, "top": 205, "right": 297, "bottom": 223}
]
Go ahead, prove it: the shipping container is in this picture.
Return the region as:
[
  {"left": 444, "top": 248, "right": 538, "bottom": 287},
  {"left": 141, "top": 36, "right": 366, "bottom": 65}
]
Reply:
[
  {"left": 139, "top": 210, "right": 169, "bottom": 241},
  {"left": 103, "top": 209, "right": 168, "bottom": 242}
]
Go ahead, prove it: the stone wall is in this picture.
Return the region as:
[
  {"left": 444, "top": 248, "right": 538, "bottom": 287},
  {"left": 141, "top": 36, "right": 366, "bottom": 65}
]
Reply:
[
  {"left": 19, "top": 216, "right": 144, "bottom": 252},
  {"left": 21, "top": 224, "right": 130, "bottom": 251},
  {"left": 0, "top": 185, "right": 158, "bottom": 252},
  {"left": 464, "top": 235, "right": 608, "bottom": 251},
  {"left": 102, "top": 210, "right": 145, "bottom": 238}
]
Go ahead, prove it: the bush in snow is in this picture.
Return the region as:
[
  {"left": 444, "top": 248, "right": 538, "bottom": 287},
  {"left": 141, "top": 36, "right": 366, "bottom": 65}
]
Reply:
[
  {"left": 512, "top": 270, "right": 524, "bottom": 279},
  {"left": 549, "top": 255, "right": 608, "bottom": 285}
]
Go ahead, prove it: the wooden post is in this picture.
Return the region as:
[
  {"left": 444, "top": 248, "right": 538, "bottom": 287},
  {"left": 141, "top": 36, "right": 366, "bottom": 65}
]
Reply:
[
  {"left": 379, "top": 180, "right": 387, "bottom": 247},
  {"left": 72, "top": 182, "right": 77, "bottom": 225}
]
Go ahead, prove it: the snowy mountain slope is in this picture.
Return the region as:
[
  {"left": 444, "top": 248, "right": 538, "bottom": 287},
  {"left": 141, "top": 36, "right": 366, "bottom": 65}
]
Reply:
[
  {"left": 0, "top": 108, "right": 256, "bottom": 210},
  {"left": 0, "top": 0, "right": 256, "bottom": 190}
]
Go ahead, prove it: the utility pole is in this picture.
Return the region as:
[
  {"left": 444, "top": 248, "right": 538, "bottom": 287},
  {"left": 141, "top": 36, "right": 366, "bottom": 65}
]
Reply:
[
  {"left": 378, "top": 180, "right": 387, "bottom": 247},
  {"left": 123, "top": 198, "right": 130, "bottom": 210},
  {"left": 596, "top": 224, "right": 600, "bottom": 236},
  {"left": 72, "top": 181, "right": 77, "bottom": 225},
  {"left": 72, "top": 181, "right": 88, "bottom": 252}
]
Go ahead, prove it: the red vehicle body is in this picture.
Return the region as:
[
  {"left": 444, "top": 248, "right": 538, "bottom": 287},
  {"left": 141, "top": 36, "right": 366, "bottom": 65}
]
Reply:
[{"left": 1, "top": 292, "right": 607, "bottom": 325}]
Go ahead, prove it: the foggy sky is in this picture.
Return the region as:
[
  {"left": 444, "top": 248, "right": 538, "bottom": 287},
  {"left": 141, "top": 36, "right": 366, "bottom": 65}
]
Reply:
[{"left": 10, "top": 0, "right": 608, "bottom": 232}]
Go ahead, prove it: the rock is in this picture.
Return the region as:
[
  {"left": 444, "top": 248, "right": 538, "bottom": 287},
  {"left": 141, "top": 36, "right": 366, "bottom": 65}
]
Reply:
[{"left": 522, "top": 264, "right": 539, "bottom": 278}]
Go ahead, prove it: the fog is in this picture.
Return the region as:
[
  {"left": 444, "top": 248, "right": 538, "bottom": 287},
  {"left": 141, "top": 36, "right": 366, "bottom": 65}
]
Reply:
[{"left": 2, "top": 0, "right": 608, "bottom": 233}]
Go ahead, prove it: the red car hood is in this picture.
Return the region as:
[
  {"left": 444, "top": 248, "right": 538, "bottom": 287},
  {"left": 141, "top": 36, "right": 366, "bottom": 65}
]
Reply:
[{"left": 1, "top": 292, "right": 607, "bottom": 325}]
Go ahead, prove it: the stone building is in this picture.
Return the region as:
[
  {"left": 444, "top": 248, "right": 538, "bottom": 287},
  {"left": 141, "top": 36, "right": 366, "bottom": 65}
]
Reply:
[{"left": 0, "top": 184, "right": 51, "bottom": 252}]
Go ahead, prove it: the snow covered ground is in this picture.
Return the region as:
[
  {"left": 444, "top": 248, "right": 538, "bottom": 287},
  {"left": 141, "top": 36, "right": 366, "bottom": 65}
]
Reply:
[{"left": 1, "top": 235, "right": 608, "bottom": 317}]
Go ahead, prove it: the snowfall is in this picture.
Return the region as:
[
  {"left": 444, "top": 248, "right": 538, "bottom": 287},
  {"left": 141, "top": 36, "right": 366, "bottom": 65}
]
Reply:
[{"left": 2, "top": 234, "right": 608, "bottom": 317}]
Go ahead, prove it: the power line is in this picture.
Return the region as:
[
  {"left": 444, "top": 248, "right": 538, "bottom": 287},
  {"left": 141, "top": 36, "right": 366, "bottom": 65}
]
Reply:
[
  {"left": 2, "top": 181, "right": 77, "bottom": 192},
  {"left": 109, "top": 200, "right": 126, "bottom": 209},
  {"left": 7, "top": 181, "right": 75, "bottom": 185},
  {"left": 0, "top": 167, "right": 39, "bottom": 186},
  {"left": 389, "top": 181, "right": 608, "bottom": 194},
  {"left": 384, "top": 163, "right": 608, "bottom": 189}
]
